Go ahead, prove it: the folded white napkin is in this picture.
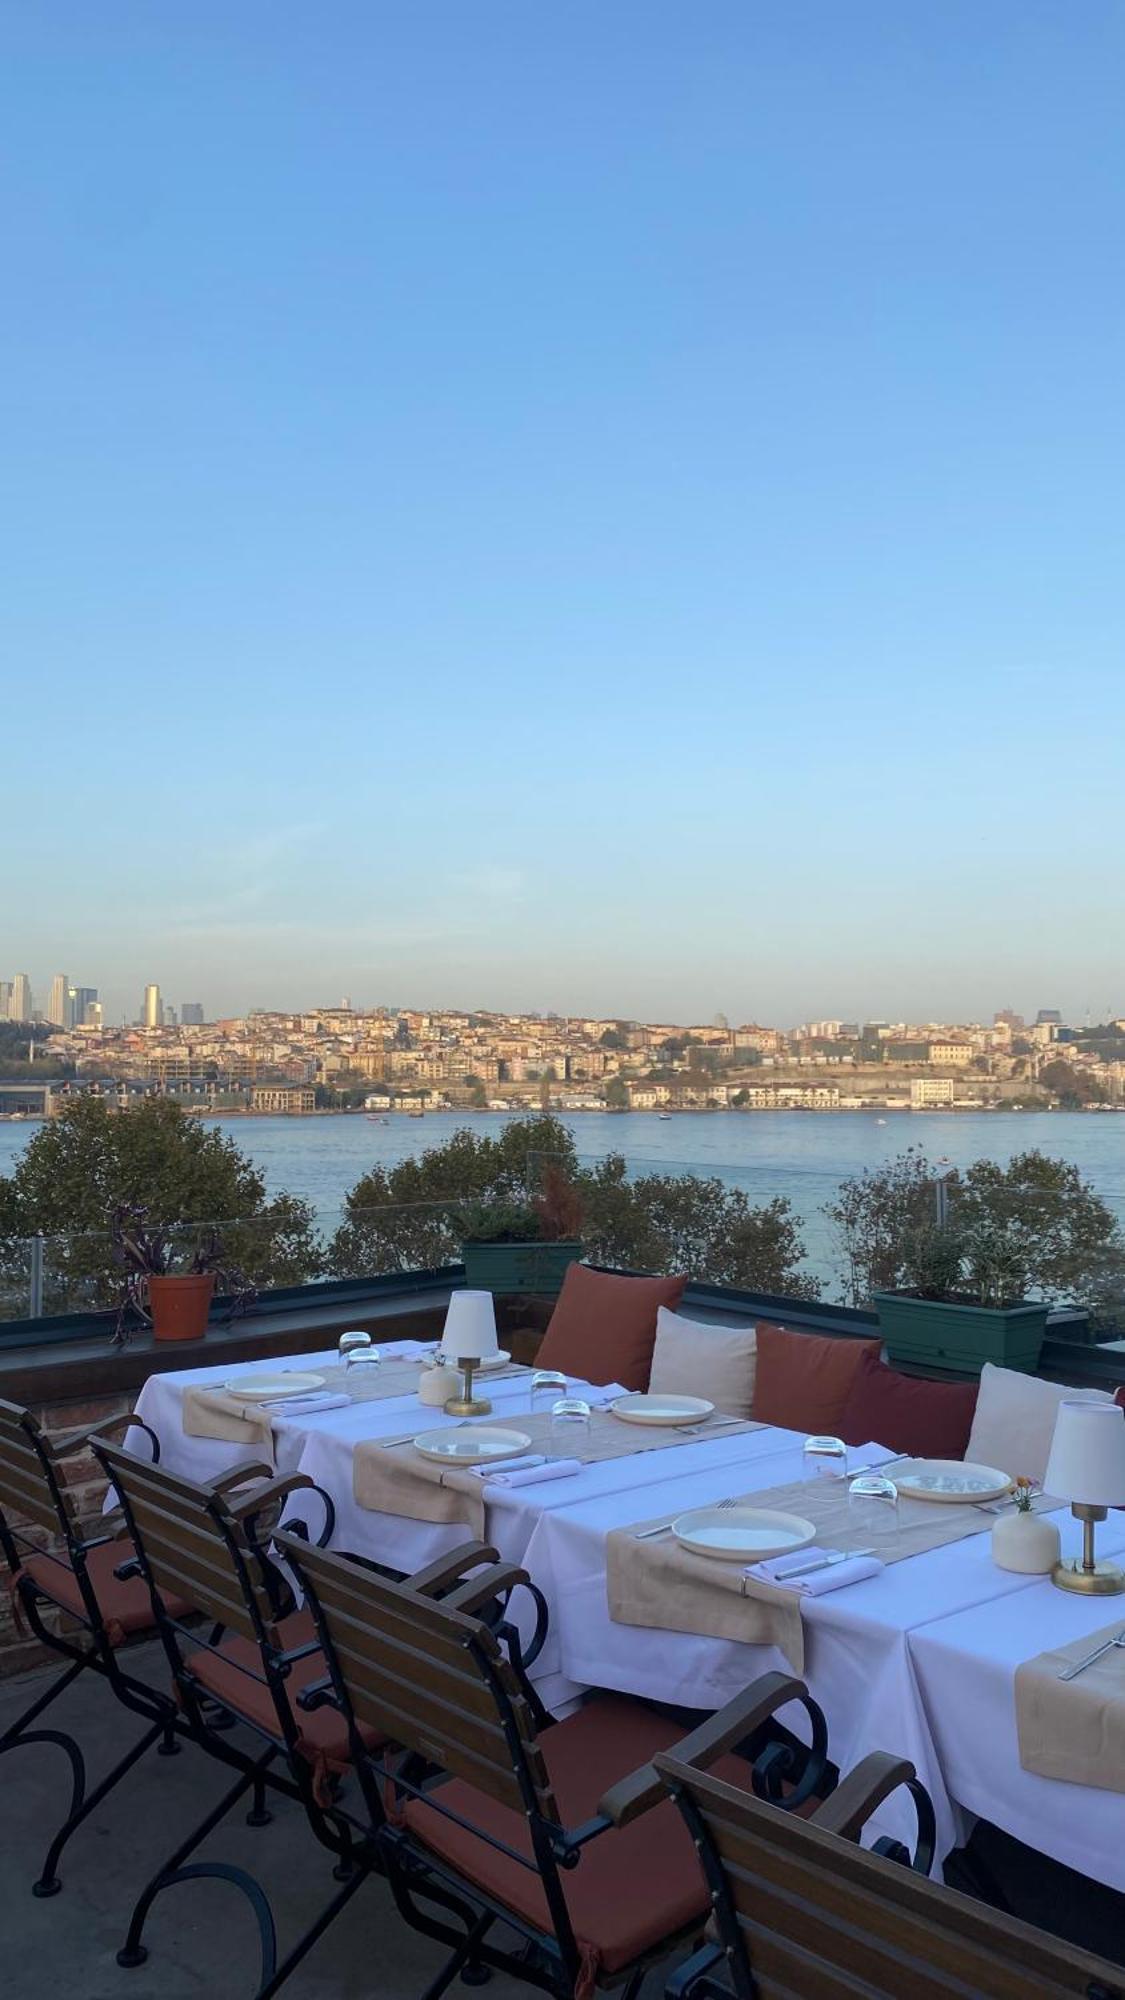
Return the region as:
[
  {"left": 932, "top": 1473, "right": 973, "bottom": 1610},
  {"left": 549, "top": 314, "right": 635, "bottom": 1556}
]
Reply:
[
  {"left": 478, "top": 1457, "right": 583, "bottom": 1488},
  {"left": 747, "top": 1545, "right": 884, "bottom": 1595},
  {"left": 471, "top": 1453, "right": 545, "bottom": 1478},
  {"left": 267, "top": 1392, "right": 351, "bottom": 1417}
]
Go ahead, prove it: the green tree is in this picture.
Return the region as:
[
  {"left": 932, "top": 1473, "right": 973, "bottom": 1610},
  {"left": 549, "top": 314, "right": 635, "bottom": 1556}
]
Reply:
[
  {"left": 0, "top": 1096, "right": 322, "bottom": 1313},
  {"left": 330, "top": 1115, "right": 576, "bottom": 1276},
  {"left": 1038, "top": 1059, "right": 1106, "bottom": 1108},
  {"left": 604, "top": 1077, "right": 630, "bottom": 1110},
  {"left": 578, "top": 1156, "right": 817, "bottom": 1297}
]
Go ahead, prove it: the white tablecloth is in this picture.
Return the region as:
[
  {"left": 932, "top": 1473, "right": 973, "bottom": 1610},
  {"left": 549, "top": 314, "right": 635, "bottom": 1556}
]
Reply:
[{"left": 130, "top": 1344, "right": 1125, "bottom": 1889}]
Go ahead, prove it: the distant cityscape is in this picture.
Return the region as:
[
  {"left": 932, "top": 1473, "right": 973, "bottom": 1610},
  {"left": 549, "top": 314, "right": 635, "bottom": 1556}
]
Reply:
[{"left": 2, "top": 971, "right": 1124, "bottom": 1117}]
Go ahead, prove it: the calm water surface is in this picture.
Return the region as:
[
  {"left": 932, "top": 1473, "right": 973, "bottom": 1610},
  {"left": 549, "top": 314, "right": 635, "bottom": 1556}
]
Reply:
[{"left": 2, "top": 1108, "right": 1122, "bottom": 1294}]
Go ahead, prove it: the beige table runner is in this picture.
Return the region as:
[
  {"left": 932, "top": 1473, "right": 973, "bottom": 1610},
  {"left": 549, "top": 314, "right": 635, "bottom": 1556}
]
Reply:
[
  {"left": 607, "top": 1471, "right": 1019, "bottom": 1673},
  {"left": 1015, "top": 1623, "right": 1125, "bottom": 1792},
  {"left": 182, "top": 1359, "right": 530, "bottom": 1454},
  {"left": 353, "top": 1409, "right": 766, "bottom": 1540}
]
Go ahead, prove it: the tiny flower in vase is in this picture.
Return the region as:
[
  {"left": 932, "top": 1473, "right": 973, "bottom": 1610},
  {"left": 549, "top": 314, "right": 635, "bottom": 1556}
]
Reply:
[{"left": 1012, "top": 1475, "right": 1037, "bottom": 1513}]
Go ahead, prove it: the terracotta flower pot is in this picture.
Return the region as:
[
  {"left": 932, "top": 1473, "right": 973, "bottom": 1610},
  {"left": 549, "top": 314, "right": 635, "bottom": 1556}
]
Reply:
[{"left": 147, "top": 1272, "right": 215, "bottom": 1342}]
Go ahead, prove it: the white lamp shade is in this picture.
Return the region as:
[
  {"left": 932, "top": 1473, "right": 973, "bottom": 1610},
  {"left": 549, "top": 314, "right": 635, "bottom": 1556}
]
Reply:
[
  {"left": 442, "top": 1289, "right": 498, "bottom": 1362},
  {"left": 1044, "top": 1400, "right": 1125, "bottom": 1508}
]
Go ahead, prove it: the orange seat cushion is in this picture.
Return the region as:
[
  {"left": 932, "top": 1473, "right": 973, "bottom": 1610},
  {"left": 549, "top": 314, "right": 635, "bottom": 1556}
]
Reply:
[
  {"left": 752, "top": 1323, "right": 883, "bottom": 1435},
  {"left": 535, "top": 1265, "right": 687, "bottom": 1390},
  {"left": 838, "top": 1348, "right": 978, "bottom": 1458},
  {"left": 19, "top": 1538, "right": 190, "bottom": 1644},
  {"left": 185, "top": 1610, "right": 374, "bottom": 1796},
  {"left": 403, "top": 1694, "right": 738, "bottom": 1994}
]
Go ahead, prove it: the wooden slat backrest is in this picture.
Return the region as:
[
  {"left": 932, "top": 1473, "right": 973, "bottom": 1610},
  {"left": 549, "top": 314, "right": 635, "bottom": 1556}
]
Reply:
[
  {"left": 0, "top": 1400, "right": 72, "bottom": 1537},
  {"left": 280, "top": 1534, "right": 556, "bottom": 1820},
  {"left": 99, "top": 1443, "right": 275, "bottom": 1643},
  {"left": 656, "top": 1755, "right": 1125, "bottom": 2000}
]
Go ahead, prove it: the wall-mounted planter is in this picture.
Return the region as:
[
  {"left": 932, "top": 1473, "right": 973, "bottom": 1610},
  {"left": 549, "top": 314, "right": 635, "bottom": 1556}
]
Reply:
[
  {"left": 460, "top": 1240, "right": 581, "bottom": 1299},
  {"left": 872, "top": 1291, "right": 1049, "bottom": 1377}
]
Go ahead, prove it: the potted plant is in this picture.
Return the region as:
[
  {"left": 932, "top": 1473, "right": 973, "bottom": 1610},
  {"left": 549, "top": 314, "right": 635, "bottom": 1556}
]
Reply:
[
  {"left": 459, "top": 1167, "right": 583, "bottom": 1298},
  {"left": 110, "top": 1203, "right": 256, "bottom": 1344},
  {"left": 872, "top": 1217, "right": 1049, "bottom": 1377}
]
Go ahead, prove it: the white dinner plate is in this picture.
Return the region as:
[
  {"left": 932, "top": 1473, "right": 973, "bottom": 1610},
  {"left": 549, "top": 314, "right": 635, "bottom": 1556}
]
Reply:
[
  {"left": 224, "top": 1372, "right": 325, "bottom": 1401},
  {"left": 434, "top": 1348, "right": 512, "bottom": 1372},
  {"left": 892, "top": 1459, "right": 1013, "bottom": 1504},
  {"left": 412, "top": 1426, "right": 532, "bottom": 1465},
  {"left": 673, "top": 1506, "right": 817, "bottom": 1563},
  {"left": 610, "top": 1394, "right": 715, "bottom": 1427}
]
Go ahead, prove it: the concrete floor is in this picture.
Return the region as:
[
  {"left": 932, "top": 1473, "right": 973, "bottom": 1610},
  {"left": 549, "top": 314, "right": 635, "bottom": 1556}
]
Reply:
[{"left": 0, "top": 1643, "right": 544, "bottom": 2000}]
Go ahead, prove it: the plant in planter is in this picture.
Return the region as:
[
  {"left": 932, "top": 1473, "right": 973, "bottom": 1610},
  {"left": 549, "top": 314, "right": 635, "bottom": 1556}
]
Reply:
[
  {"left": 872, "top": 1217, "right": 1049, "bottom": 1377},
  {"left": 110, "top": 1203, "right": 256, "bottom": 1346},
  {"left": 459, "top": 1167, "right": 583, "bottom": 1298}
]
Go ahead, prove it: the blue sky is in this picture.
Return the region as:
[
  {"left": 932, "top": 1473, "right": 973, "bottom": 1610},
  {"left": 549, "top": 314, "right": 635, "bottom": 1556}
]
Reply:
[{"left": 3, "top": 3, "right": 1123, "bottom": 1027}]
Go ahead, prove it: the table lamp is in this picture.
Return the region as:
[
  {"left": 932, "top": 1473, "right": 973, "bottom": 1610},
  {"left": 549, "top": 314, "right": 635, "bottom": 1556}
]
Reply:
[
  {"left": 1044, "top": 1401, "right": 1125, "bottom": 1596},
  {"left": 441, "top": 1290, "right": 499, "bottom": 1417}
]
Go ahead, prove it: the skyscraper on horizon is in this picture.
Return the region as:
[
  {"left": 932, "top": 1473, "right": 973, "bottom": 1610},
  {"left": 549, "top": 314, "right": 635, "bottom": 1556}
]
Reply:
[
  {"left": 9, "top": 973, "right": 32, "bottom": 1023},
  {"left": 70, "top": 985, "right": 98, "bottom": 1028},
  {"left": 47, "top": 973, "right": 69, "bottom": 1027},
  {"left": 181, "top": 1002, "right": 205, "bottom": 1025},
  {"left": 143, "top": 983, "right": 163, "bottom": 1029}
]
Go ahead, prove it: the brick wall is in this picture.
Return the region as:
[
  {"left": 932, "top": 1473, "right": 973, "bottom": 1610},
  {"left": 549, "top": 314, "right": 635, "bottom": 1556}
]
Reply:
[{"left": 1, "top": 1388, "right": 129, "bottom": 1678}]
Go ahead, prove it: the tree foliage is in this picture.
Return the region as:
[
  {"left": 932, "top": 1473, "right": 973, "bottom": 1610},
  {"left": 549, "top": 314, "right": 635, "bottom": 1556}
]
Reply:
[
  {"left": 329, "top": 1114, "right": 817, "bottom": 1297},
  {"left": 826, "top": 1146, "right": 1125, "bottom": 1325},
  {"left": 0, "top": 1097, "right": 322, "bottom": 1312}
]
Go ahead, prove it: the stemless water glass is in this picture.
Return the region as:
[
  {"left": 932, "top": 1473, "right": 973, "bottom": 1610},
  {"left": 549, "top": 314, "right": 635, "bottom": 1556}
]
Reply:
[
  {"left": 802, "top": 1435, "right": 849, "bottom": 1483},
  {"left": 846, "top": 1471, "right": 898, "bottom": 1538},
  {"left": 337, "top": 1329, "right": 373, "bottom": 1364},
  {"left": 529, "top": 1369, "right": 568, "bottom": 1418},
  {"left": 550, "top": 1396, "right": 591, "bottom": 1446}
]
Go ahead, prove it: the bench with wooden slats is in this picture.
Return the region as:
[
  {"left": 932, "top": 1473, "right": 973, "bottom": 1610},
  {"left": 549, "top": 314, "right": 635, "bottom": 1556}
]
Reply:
[{"left": 655, "top": 1751, "right": 1125, "bottom": 2000}]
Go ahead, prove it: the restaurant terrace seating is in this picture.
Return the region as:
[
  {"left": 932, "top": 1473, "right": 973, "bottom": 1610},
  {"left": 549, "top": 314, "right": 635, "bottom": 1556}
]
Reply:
[
  {"left": 655, "top": 1747, "right": 1125, "bottom": 2000},
  {"left": 275, "top": 1526, "right": 840, "bottom": 2000},
  {"left": 0, "top": 1397, "right": 184, "bottom": 1898}
]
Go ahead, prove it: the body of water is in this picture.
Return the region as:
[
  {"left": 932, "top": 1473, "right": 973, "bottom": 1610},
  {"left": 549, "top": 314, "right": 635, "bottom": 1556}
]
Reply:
[{"left": 2, "top": 1107, "right": 1123, "bottom": 1296}]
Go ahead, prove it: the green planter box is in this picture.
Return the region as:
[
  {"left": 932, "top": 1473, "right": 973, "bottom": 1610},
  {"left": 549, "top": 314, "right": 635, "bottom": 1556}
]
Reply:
[
  {"left": 460, "top": 1240, "right": 581, "bottom": 1299},
  {"left": 872, "top": 1292, "right": 1049, "bottom": 1378}
]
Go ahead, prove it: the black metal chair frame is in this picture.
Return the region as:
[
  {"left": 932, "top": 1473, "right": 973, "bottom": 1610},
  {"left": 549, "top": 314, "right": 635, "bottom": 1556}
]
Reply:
[
  {"left": 277, "top": 1528, "right": 838, "bottom": 2000},
  {"left": 0, "top": 1400, "right": 188, "bottom": 1898}
]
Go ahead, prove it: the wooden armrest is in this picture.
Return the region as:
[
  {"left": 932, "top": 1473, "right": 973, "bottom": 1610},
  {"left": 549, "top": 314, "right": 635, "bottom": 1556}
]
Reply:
[
  {"left": 54, "top": 1411, "right": 160, "bottom": 1460},
  {"left": 225, "top": 1472, "right": 313, "bottom": 1521},
  {"left": 207, "top": 1463, "right": 275, "bottom": 1496},
  {"left": 407, "top": 1541, "right": 501, "bottom": 1598},
  {"left": 599, "top": 1672, "right": 808, "bottom": 1828},
  {"left": 811, "top": 1752, "right": 916, "bottom": 1842},
  {"left": 441, "top": 1562, "right": 527, "bottom": 1617}
]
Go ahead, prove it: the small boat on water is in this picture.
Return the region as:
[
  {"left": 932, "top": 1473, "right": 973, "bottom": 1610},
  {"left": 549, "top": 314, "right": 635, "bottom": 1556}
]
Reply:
[{"left": 657, "top": 1112, "right": 672, "bottom": 1121}]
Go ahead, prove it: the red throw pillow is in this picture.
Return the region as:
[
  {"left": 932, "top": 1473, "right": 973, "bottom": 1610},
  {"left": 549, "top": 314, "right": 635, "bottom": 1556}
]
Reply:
[
  {"left": 1116, "top": 1388, "right": 1125, "bottom": 1412},
  {"left": 752, "top": 1324, "right": 883, "bottom": 1434},
  {"left": 838, "top": 1348, "right": 978, "bottom": 1458},
  {"left": 535, "top": 1264, "right": 687, "bottom": 1390}
]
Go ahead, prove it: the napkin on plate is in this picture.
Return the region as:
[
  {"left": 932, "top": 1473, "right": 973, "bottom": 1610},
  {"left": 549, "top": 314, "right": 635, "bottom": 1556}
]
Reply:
[
  {"left": 747, "top": 1546, "right": 884, "bottom": 1595},
  {"left": 476, "top": 1457, "right": 583, "bottom": 1488}
]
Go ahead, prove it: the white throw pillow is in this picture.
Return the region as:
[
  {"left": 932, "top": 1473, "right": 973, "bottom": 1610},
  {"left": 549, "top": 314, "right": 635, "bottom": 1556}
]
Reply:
[
  {"left": 965, "top": 1362, "right": 1114, "bottom": 1486},
  {"left": 648, "top": 1306, "right": 757, "bottom": 1417}
]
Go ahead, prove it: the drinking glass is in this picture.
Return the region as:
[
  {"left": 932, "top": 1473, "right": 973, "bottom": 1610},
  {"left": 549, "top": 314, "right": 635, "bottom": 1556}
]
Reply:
[
  {"left": 529, "top": 1369, "right": 568, "bottom": 1418},
  {"left": 550, "top": 1396, "right": 591, "bottom": 1445},
  {"left": 344, "top": 1341, "right": 381, "bottom": 1377},
  {"left": 802, "top": 1435, "right": 848, "bottom": 1483},
  {"left": 846, "top": 1472, "right": 899, "bottom": 1537},
  {"left": 338, "top": 1329, "right": 373, "bottom": 1364}
]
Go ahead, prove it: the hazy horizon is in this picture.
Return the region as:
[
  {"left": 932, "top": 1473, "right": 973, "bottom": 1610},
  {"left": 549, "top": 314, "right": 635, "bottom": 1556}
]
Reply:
[{"left": 4, "top": 4, "right": 1123, "bottom": 1024}]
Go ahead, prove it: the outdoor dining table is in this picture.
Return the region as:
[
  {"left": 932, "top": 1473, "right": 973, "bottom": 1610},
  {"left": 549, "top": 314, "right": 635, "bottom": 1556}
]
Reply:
[{"left": 129, "top": 1340, "right": 1125, "bottom": 1890}]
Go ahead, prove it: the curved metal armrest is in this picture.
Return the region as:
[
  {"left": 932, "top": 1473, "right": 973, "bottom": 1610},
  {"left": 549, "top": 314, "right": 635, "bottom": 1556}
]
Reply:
[
  {"left": 599, "top": 1672, "right": 813, "bottom": 1828},
  {"left": 207, "top": 1462, "right": 275, "bottom": 1496},
  {"left": 441, "top": 1561, "right": 529, "bottom": 1617},
  {"left": 226, "top": 1471, "right": 313, "bottom": 1525},
  {"left": 55, "top": 1410, "right": 161, "bottom": 1463},
  {"left": 812, "top": 1752, "right": 936, "bottom": 1873}
]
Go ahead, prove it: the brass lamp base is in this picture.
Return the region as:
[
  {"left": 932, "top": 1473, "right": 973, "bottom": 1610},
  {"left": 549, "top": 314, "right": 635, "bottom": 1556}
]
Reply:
[
  {"left": 1052, "top": 1556, "right": 1125, "bottom": 1597},
  {"left": 443, "top": 1357, "right": 492, "bottom": 1419}
]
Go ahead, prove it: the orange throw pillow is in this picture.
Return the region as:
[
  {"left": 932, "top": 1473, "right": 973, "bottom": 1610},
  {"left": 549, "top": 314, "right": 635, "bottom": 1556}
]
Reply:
[
  {"left": 752, "top": 1323, "right": 883, "bottom": 1434},
  {"left": 535, "top": 1264, "right": 687, "bottom": 1390}
]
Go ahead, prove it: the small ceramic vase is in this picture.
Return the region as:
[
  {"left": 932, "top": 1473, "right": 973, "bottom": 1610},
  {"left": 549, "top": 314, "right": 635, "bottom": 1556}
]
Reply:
[
  {"left": 418, "top": 1363, "right": 461, "bottom": 1408},
  {"left": 991, "top": 1509, "right": 1060, "bottom": 1575}
]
